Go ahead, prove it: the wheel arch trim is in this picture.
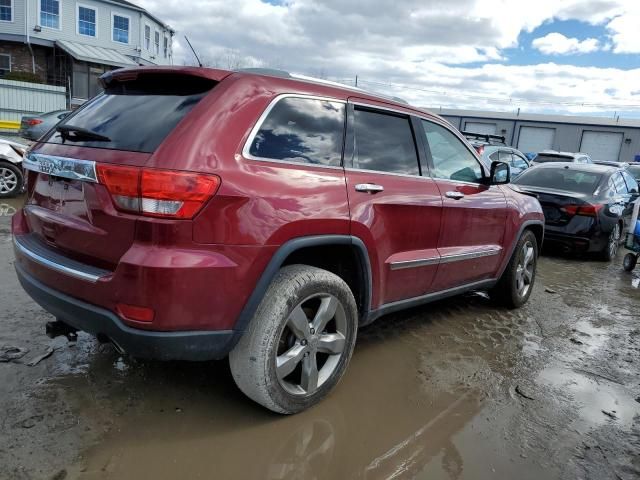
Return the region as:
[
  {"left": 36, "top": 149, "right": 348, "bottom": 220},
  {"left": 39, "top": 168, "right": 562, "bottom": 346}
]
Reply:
[{"left": 233, "top": 235, "right": 373, "bottom": 337}]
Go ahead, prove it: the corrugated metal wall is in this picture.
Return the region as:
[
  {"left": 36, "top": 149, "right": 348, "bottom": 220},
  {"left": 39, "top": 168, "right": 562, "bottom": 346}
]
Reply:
[{"left": 0, "top": 78, "right": 67, "bottom": 124}]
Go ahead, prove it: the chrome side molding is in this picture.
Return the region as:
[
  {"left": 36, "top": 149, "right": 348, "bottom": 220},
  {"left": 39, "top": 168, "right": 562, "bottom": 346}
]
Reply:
[
  {"left": 23, "top": 153, "right": 98, "bottom": 183},
  {"left": 390, "top": 247, "right": 502, "bottom": 270}
]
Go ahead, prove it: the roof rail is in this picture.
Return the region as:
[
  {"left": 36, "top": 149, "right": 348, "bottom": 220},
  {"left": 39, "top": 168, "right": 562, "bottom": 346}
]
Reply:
[{"left": 235, "top": 68, "right": 411, "bottom": 107}]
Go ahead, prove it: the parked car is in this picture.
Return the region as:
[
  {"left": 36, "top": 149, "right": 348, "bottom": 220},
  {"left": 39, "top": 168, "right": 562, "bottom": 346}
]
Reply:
[
  {"left": 19, "top": 110, "right": 71, "bottom": 141},
  {"left": 0, "top": 138, "right": 26, "bottom": 197},
  {"left": 481, "top": 146, "right": 531, "bottom": 179},
  {"left": 531, "top": 150, "right": 592, "bottom": 164},
  {"left": 513, "top": 163, "right": 638, "bottom": 260},
  {"left": 12, "top": 67, "right": 544, "bottom": 413}
]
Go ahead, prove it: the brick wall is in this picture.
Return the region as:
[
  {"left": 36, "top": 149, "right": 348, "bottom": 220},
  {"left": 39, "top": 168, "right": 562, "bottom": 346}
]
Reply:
[{"left": 0, "top": 42, "right": 48, "bottom": 82}]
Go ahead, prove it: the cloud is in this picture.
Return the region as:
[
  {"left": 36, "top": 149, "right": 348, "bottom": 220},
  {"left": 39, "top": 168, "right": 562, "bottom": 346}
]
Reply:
[
  {"left": 532, "top": 33, "right": 601, "bottom": 55},
  {"left": 134, "top": 0, "right": 640, "bottom": 116}
]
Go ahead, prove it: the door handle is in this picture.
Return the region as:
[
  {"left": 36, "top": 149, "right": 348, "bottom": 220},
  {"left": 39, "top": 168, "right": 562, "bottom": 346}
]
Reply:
[
  {"left": 355, "top": 183, "right": 384, "bottom": 194},
  {"left": 445, "top": 191, "right": 465, "bottom": 200}
]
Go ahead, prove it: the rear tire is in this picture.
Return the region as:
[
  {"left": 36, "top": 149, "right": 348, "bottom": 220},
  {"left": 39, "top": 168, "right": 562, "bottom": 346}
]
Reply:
[
  {"left": 0, "top": 162, "right": 23, "bottom": 198},
  {"left": 490, "top": 230, "right": 538, "bottom": 309},
  {"left": 229, "top": 265, "right": 358, "bottom": 414},
  {"left": 600, "top": 223, "right": 621, "bottom": 261},
  {"left": 623, "top": 253, "right": 637, "bottom": 272}
]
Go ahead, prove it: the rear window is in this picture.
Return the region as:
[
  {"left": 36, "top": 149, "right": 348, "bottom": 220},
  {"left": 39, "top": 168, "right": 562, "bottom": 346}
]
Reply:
[
  {"left": 534, "top": 154, "right": 574, "bottom": 163},
  {"left": 42, "top": 73, "right": 215, "bottom": 153},
  {"left": 514, "top": 168, "right": 602, "bottom": 194}
]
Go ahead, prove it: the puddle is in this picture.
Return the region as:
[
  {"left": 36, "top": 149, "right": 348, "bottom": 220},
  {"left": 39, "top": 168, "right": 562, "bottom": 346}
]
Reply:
[{"left": 537, "top": 366, "right": 639, "bottom": 430}]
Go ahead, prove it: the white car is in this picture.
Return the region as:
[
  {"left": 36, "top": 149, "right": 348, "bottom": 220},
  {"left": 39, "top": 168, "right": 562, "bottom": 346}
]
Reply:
[{"left": 0, "top": 138, "right": 27, "bottom": 197}]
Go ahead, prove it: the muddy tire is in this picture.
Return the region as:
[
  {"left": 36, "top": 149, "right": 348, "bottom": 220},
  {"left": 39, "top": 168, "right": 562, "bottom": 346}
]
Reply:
[
  {"left": 490, "top": 230, "right": 538, "bottom": 309},
  {"left": 623, "top": 253, "right": 637, "bottom": 272},
  {"left": 229, "top": 265, "right": 358, "bottom": 414},
  {"left": 0, "top": 162, "right": 23, "bottom": 198},
  {"left": 600, "top": 223, "right": 621, "bottom": 261}
]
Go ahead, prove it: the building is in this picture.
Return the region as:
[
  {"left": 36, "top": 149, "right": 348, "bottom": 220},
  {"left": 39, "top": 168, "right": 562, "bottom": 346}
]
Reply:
[
  {"left": 0, "top": 0, "right": 174, "bottom": 104},
  {"left": 434, "top": 108, "right": 640, "bottom": 163}
]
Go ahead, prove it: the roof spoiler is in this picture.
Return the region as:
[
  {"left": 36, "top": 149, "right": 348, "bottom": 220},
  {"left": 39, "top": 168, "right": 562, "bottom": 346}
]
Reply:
[
  {"left": 99, "top": 66, "right": 232, "bottom": 89},
  {"left": 461, "top": 131, "right": 506, "bottom": 144}
]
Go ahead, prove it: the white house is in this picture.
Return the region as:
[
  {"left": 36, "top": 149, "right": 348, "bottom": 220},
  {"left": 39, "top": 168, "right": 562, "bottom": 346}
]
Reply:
[{"left": 0, "top": 0, "right": 174, "bottom": 103}]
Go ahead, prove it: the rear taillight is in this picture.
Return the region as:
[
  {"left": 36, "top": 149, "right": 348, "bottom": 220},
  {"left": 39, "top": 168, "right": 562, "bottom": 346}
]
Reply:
[
  {"left": 561, "top": 204, "right": 603, "bottom": 217},
  {"left": 26, "top": 119, "right": 43, "bottom": 126},
  {"left": 475, "top": 145, "right": 484, "bottom": 155},
  {"left": 96, "top": 164, "right": 220, "bottom": 219}
]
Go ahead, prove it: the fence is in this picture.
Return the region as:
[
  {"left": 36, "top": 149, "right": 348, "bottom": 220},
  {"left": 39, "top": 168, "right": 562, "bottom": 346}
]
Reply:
[{"left": 0, "top": 79, "right": 67, "bottom": 133}]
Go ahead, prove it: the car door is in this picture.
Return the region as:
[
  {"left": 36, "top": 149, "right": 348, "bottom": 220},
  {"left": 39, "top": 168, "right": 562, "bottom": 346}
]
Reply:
[
  {"left": 615, "top": 171, "right": 637, "bottom": 232},
  {"left": 419, "top": 119, "right": 508, "bottom": 291},
  {"left": 343, "top": 100, "right": 443, "bottom": 307}
]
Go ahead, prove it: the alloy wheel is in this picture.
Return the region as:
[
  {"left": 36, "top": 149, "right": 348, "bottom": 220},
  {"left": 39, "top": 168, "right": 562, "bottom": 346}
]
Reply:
[
  {"left": 275, "top": 294, "right": 347, "bottom": 396},
  {"left": 0, "top": 167, "right": 18, "bottom": 195},
  {"left": 515, "top": 240, "right": 535, "bottom": 298},
  {"left": 609, "top": 224, "right": 620, "bottom": 259}
]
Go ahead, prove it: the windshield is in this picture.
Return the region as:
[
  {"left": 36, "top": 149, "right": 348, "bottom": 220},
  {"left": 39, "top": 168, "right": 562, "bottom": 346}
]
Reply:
[{"left": 514, "top": 167, "right": 603, "bottom": 194}]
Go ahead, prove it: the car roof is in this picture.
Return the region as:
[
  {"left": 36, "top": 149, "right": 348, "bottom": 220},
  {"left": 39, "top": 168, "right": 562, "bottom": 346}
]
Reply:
[
  {"left": 104, "top": 66, "right": 445, "bottom": 123},
  {"left": 531, "top": 162, "right": 619, "bottom": 174}
]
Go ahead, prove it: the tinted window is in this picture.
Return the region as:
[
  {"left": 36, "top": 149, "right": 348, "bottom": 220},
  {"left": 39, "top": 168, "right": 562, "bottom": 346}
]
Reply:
[
  {"left": 627, "top": 165, "right": 640, "bottom": 181},
  {"left": 622, "top": 171, "right": 639, "bottom": 192},
  {"left": 42, "top": 74, "right": 215, "bottom": 153},
  {"left": 249, "top": 97, "right": 345, "bottom": 167},
  {"left": 353, "top": 108, "right": 419, "bottom": 175},
  {"left": 513, "top": 154, "right": 528, "bottom": 169},
  {"left": 498, "top": 150, "right": 513, "bottom": 164},
  {"left": 534, "top": 154, "right": 573, "bottom": 163},
  {"left": 514, "top": 168, "right": 603, "bottom": 194},
  {"left": 423, "top": 120, "right": 483, "bottom": 183},
  {"left": 489, "top": 151, "right": 500, "bottom": 161},
  {"left": 613, "top": 172, "right": 628, "bottom": 193}
]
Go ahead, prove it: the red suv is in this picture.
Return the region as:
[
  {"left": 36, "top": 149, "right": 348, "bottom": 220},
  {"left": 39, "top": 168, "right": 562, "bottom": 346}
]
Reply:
[{"left": 12, "top": 67, "right": 544, "bottom": 413}]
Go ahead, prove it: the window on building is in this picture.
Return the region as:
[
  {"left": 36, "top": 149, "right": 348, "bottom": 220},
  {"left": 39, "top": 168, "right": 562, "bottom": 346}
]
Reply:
[
  {"left": 78, "top": 5, "right": 96, "bottom": 36},
  {"left": 0, "top": 0, "right": 12, "bottom": 22},
  {"left": 249, "top": 97, "right": 345, "bottom": 167},
  {"left": 422, "top": 120, "right": 484, "bottom": 183},
  {"left": 113, "top": 14, "right": 129, "bottom": 43},
  {"left": 40, "top": 0, "right": 60, "bottom": 29},
  {"left": 154, "top": 31, "right": 160, "bottom": 56},
  {"left": 0, "top": 54, "right": 11, "bottom": 73},
  {"left": 144, "top": 25, "right": 151, "bottom": 50},
  {"left": 163, "top": 37, "right": 168, "bottom": 58},
  {"left": 353, "top": 108, "right": 420, "bottom": 175}
]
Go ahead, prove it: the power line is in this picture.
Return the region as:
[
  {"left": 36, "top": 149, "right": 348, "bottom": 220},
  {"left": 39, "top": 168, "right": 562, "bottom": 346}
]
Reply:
[{"left": 332, "top": 77, "right": 640, "bottom": 110}]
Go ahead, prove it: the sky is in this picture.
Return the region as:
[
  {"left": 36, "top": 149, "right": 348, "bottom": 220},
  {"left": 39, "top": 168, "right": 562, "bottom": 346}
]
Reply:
[{"left": 136, "top": 0, "right": 640, "bottom": 117}]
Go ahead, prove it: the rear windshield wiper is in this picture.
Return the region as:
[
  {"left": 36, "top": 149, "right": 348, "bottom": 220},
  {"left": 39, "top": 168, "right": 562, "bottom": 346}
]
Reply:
[{"left": 56, "top": 124, "right": 111, "bottom": 142}]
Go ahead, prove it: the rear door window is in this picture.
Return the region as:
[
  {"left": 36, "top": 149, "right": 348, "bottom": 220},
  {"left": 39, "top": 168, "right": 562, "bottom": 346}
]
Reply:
[
  {"left": 351, "top": 107, "right": 420, "bottom": 175},
  {"left": 41, "top": 73, "right": 216, "bottom": 153},
  {"left": 422, "top": 120, "right": 483, "bottom": 183},
  {"left": 498, "top": 150, "right": 513, "bottom": 165},
  {"left": 248, "top": 97, "right": 345, "bottom": 167},
  {"left": 622, "top": 171, "right": 639, "bottom": 193}
]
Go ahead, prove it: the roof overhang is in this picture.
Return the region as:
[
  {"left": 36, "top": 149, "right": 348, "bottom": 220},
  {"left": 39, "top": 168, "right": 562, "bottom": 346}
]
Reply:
[{"left": 55, "top": 40, "right": 138, "bottom": 68}]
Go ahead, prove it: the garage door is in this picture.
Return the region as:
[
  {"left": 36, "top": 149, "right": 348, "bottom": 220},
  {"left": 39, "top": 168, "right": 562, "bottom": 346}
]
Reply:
[
  {"left": 464, "top": 122, "right": 497, "bottom": 135},
  {"left": 517, "top": 126, "right": 555, "bottom": 154},
  {"left": 580, "top": 131, "right": 623, "bottom": 162}
]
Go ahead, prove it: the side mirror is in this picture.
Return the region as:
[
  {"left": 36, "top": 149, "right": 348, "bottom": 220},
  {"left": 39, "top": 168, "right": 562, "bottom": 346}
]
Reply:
[{"left": 490, "top": 161, "right": 510, "bottom": 185}]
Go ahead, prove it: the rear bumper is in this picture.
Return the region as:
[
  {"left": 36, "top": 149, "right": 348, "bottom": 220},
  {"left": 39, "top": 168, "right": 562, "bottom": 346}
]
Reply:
[
  {"left": 15, "top": 262, "right": 238, "bottom": 361},
  {"left": 544, "top": 230, "right": 608, "bottom": 253}
]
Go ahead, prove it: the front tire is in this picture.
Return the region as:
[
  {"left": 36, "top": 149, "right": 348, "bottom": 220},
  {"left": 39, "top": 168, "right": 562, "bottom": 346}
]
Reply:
[
  {"left": 229, "top": 265, "right": 358, "bottom": 414},
  {"left": 490, "top": 230, "right": 538, "bottom": 308}
]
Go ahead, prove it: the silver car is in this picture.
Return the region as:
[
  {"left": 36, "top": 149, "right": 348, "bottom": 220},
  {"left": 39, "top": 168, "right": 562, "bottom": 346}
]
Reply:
[
  {"left": 0, "top": 138, "right": 26, "bottom": 197},
  {"left": 19, "top": 110, "right": 71, "bottom": 141}
]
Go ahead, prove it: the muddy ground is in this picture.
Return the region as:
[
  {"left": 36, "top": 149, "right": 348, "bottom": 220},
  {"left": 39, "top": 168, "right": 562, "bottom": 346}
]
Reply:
[{"left": 1, "top": 194, "right": 639, "bottom": 480}]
